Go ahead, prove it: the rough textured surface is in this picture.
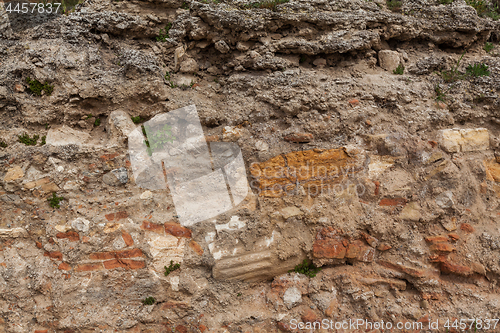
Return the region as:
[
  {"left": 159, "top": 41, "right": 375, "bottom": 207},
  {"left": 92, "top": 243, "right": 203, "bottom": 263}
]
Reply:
[{"left": 1, "top": 0, "right": 500, "bottom": 331}]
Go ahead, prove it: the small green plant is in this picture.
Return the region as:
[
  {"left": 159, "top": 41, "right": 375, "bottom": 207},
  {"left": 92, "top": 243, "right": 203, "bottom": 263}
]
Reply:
[
  {"left": 41, "top": 135, "right": 46, "bottom": 145},
  {"left": 141, "top": 125, "right": 153, "bottom": 156},
  {"left": 466, "top": 63, "right": 490, "bottom": 77},
  {"left": 164, "top": 260, "right": 180, "bottom": 276},
  {"left": 25, "top": 77, "right": 54, "bottom": 96},
  {"left": 143, "top": 297, "right": 156, "bottom": 305},
  {"left": 439, "top": 0, "right": 453, "bottom": 4},
  {"left": 289, "top": 259, "right": 321, "bottom": 278},
  {"left": 393, "top": 64, "right": 404, "bottom": 74},
  {"left": 18, "top": 133, "right": 39, "bottom": 145},
  {"left": 213, "top": 77, "right": 219, "bottom": 84},
  {"left": 439, "top": 50, "right": 466, "bottom": 83},
  {"left": 181, "top": 1, "right": 189, "bottom": 9},
  {"left": 435, "top": 84, "right": 447, "bottom": 102},
  {"left": 484, "top": 42, "right": 495, "bottom": 52},
  {"left": 190, "top": 80, "right": 196, "bottom": 87},
  {"left": 165, "top": 71, "right": 178, "bottom": 88},
  {"left": 386, "top": 0, "right": 402, "bottom": 11},
  {"left": 94, "top": 118, "right": 101, "bottom": 126},
  {"left": 44, "top": 123, "right": 50, "bottom": 130},
  {"left": 47, "top": 192, "right": 64, "bottom": 209},
  {"left": 86, "top": 114, "right": 93, "bottom": 119},
  {"left": 131, "top": 116, "right": 143, "bottom": 124},
  {"left": 237, "top": 293, "right": 242, "bottom": 297},
  {"left": 0, "top": 141, "right": 7, "bottom": 148},
  {"left": 156, "top": 23, "right": 172, "bottom": 42},
  {"left": 244, "top": 0, "right": 289, "bottom": 10},
  {"left": 299, "top": 55, "right": 307, "bottom": 63}
]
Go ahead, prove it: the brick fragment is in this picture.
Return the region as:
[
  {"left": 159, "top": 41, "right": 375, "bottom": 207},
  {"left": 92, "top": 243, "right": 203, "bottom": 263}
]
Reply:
[
  {"left": 56, "top": 231, "right": 80, "bottom": 242},
  {"left": 284, "top": 133, "right": 314, "bottom": 143},
  {"left": 189, "top": 240, "right": 203, "bottom": 255},
  {"left": 429, "top": 243, "right": 455, "bottom": 252},
  {"left": 440, "top": 261, "right": 473, "bottom": 276},
  {"left": 58, "top": 262, "right": 71, "bottom": 271},
  {"left": 448, "top": 233, "right": 460, "bottom": 241},
  {"left": 75, "top": 263, "right": 103, "bottom": 272},
  {"left": 89, "top": 248, "right": 143, "bottom": 260},
  {"left": 165, "top": 222, "right": 192, "bottom": 238},
  {"left": 313, "top": 239, "right": 346, "bottom": 259},
  {"left": 377, "top": 243, "right": 392, "bottom": 251},
  {"left": 44, "top": 251, "right": 63, "bottom": 261},
  {"left": 460, "top": 223, "right": 474, "bottom": 233},
  {"left": 425, "top": 235, "right": 449, "bottom": 243},
  {"left": 121, "top": 231, "right": 134, "bottom": 247},
  {"left": 140, "top": 221, "right": 164, "bottom": 234},
  {"left": 103, "top": 259, "right": 145, "bottom": 270},
  {"left": 379, "top": 197, "right": 407, "bottom": 206}
]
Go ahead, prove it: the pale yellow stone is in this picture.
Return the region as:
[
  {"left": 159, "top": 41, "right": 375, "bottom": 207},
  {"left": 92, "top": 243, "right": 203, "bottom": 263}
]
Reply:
[
  {"left": 437, "top": 128, "right": 489, "bottom": 153},
  {"left": 398, "top": 202, "right": 421, "bottom": 221},
  {"left": 4, "top": 166, "right": 23, "bottom": 182}
]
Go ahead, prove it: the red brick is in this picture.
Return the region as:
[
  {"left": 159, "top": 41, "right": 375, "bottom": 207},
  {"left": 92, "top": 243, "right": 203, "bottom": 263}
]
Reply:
[
  {"left": 100, "top": 153, "right": 119, "bottom": 161},
  {"left": 58, "top": 262, "right": 71, "bottom": 271},
  {"left": 301, "top": 309, "right": 320, "bottom": 323},
  {"left": 362, "top": 232, "right": 379, "bottom": 247},
  {"left": 89, "top": 248, "right": 143, "bottom": 260},
  {"left": 175, "top": 325, "right": 187, "bottom": 333},
  {"left": 189, "top": 240, "right": 203, "bottom": 255},
  {"left": 425, "top": 235, "right": 449, "bottom": 243},
  {"left": 348, "top": 99, "right": 359, "bottom": 106},
  {"left": 36, "top": 241, "right": 42, "bottom": 249},
  {"left": 140, "top": 221, "right": 164, "bottom": 234},
  {"left": 379, "top": 197, "right": 407, "bottom": 207},
  {"left": 44, "top": 251, "right": 63, "bottom": 261},
  {"left": 373, "top": 180, "right": 380, "bottom": 195},
  {"left": 199, "top": 325, "right": 208, "bottom": 333},
  {"left": 448, "top": 233, "right": 460, "bottom": 241},
  {"left": 440, "top": 261, "right": 473, "bottom": 276},
  {"left": 75, "top": 263, "right": 103, "bottom": 272},
  {"left": 105, "top": 213, "right": 115, "bottom": 221},
  {"left": 460, "top": 223, "right": 474, "bottom": 233},
  {"left": 277, "top": 322, "right": 292, "bottom": 332},
  {"left": 429, "top": 243, "right": 455, "bottom": 252},
  {"left": 34, "top": 330, "right": 48, "bottom": 333},
  {"left": 377, "top": 243, "right": 392, "bottom": 251},
  {"left": 165, "top": 222, "right": 192, "bottom": 238},
  {"left": 115, "top": 211, "right": 128, "bottom": 220},
  {"left": 56, "top": 231, "right": 80, "bottom": 242},
  {"left": 346, "top": 240, "right": 363, "bottom": 259},
  {"left": 312, "top": 239, "right": 346, "bottom": 259},
  {"left": 284, "top": 133, "right": 314, "bottom": 143},
  {"left": 103, "top": 259, "right": 145, "bottom": 270},
  {"left": 121, "top": 231, "right": 134, "bottom": 247},
  {"left": 429, "top": 254, "right": 448, "bottom": 263}
]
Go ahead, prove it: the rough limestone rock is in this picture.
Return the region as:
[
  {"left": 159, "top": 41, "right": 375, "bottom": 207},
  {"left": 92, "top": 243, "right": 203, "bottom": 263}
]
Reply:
[
  {"left": 378, "top": 50, "right": 401, "bottom": 71},
  {"left": 46, "top": 126, "right": 90, "bottom": 147}
]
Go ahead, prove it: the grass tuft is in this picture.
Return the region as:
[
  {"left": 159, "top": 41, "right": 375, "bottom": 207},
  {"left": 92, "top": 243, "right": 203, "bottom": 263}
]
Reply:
[
  {"left": 164, "top": 260, "right": 180, "bottom": 276},
  {"left": 18, "top": 133, "right": 39, "bottom": 145},
  {"left": 386, "top": 0, "right": 402, "bottom": 12},
  {"left": 289, "top": 259, "right": 321, "bottom": 278},
  {"left": 143, "top": 297, "right": 155, "bottom": 305},
  {"left": 244, "top": 0, "right": 289, "bottom": 10},
  {"left": 393, "top": 64, "right": 405, "bottom": 74},
  {"left": 25, "top": 77, "right": 53, "bottom": 96},
  {"left": 156, "top": 23, "right": 172, "bottom": 42},
  {"left": 484, "top": 42, "right": 494, "bottom": 52},
  {"left": 466, "top": 63, "right": 490, "bottom": 77},
  {"left": 47, "top": 193, "right": 64, "bottom": 209}
]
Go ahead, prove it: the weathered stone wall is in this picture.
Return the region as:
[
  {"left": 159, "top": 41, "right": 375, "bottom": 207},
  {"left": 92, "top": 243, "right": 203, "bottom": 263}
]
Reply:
[{"left": 1, "top": 0, "right": 500, "bottom": 331}]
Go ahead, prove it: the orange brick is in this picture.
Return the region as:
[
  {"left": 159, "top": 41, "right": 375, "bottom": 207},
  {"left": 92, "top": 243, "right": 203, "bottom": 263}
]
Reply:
[
  {"left": 34, "top": 330, "right": 48, "bottom": 333},
  {"left": 141, "top": 221, "right": 164, "bottom": 234},
  {"left": 460, "top": 223, "right": 474, "bottom": 233},
  {"left": 103, "top": 259, "right": 145, "bottom": 270},
  {"left": 425, "top": 235, "right": 449, "bottom": 243},
  {"left": 115, "top": 211, "right": 128, "bottom": 220},
  {"left": 165, "top": 222, "right": 192, "bottom": 238},
  {"left": 199, "top": 325, "right": 207, "bottom": 333},
  {"left": 348, "top": 99, "right": 359, "bottom": 106},
  {"left": 189, "top": 240, "right": 203, "bottom": 255},
  {"left": 89, "top": 248, "right": 143, "bottom": 260},
  {"left": 122, "top": 231, "right": 134, "bottom": 247},
  {"left": 448, "top": 233, "right": 460, "bottom": 241},
  {"left": 175, "top": 325, "right": 187, "bottom": 333},
  {"left": 379, "top": 197, "right": 407, "bottom": 207},
  {"left": 313, "top": 239, "right": 346, "bottom": 259},
  {"left": 56, "top": 231, "right": 80, "bottom": 242},
  {"left": 100, "top": 153, "right": 119, "bottom": 161},
  {"left": 377, "top": 243, "right": 392, "bottom": 251},
  {"left": 429, "top": 243, "right": 455, "bottom": 252},
  {"left": 58, "top": 262, "right": 71, "bottom": 271},
  {"left": 44, "top": 251, "right": 63, "bottom": 261},
  {"left": 105, "top": 213, "right": 115, "bottom": 221},
  {"left": 440, "top": 261, "right": 473, "bottom": 276},
  {"left": 36, "top": 241, "right": 42, "bottom": 249},
  {"left": 75, "top": 263, "right": 103, "bottom": 272}
]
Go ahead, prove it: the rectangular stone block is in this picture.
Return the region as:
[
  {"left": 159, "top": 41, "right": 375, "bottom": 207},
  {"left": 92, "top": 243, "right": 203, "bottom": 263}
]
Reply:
[{"left": 437, "top": 128, "right": 489, "bottom": 153}]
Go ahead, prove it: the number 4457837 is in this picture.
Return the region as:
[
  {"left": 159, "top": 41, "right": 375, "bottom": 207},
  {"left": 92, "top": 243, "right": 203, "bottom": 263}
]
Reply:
[
  {"left": 444, "top": 318, "right": 499, "bottom": 331},
  {"left": 5, "top": 2, "right": 62, "bottom": 14}
]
